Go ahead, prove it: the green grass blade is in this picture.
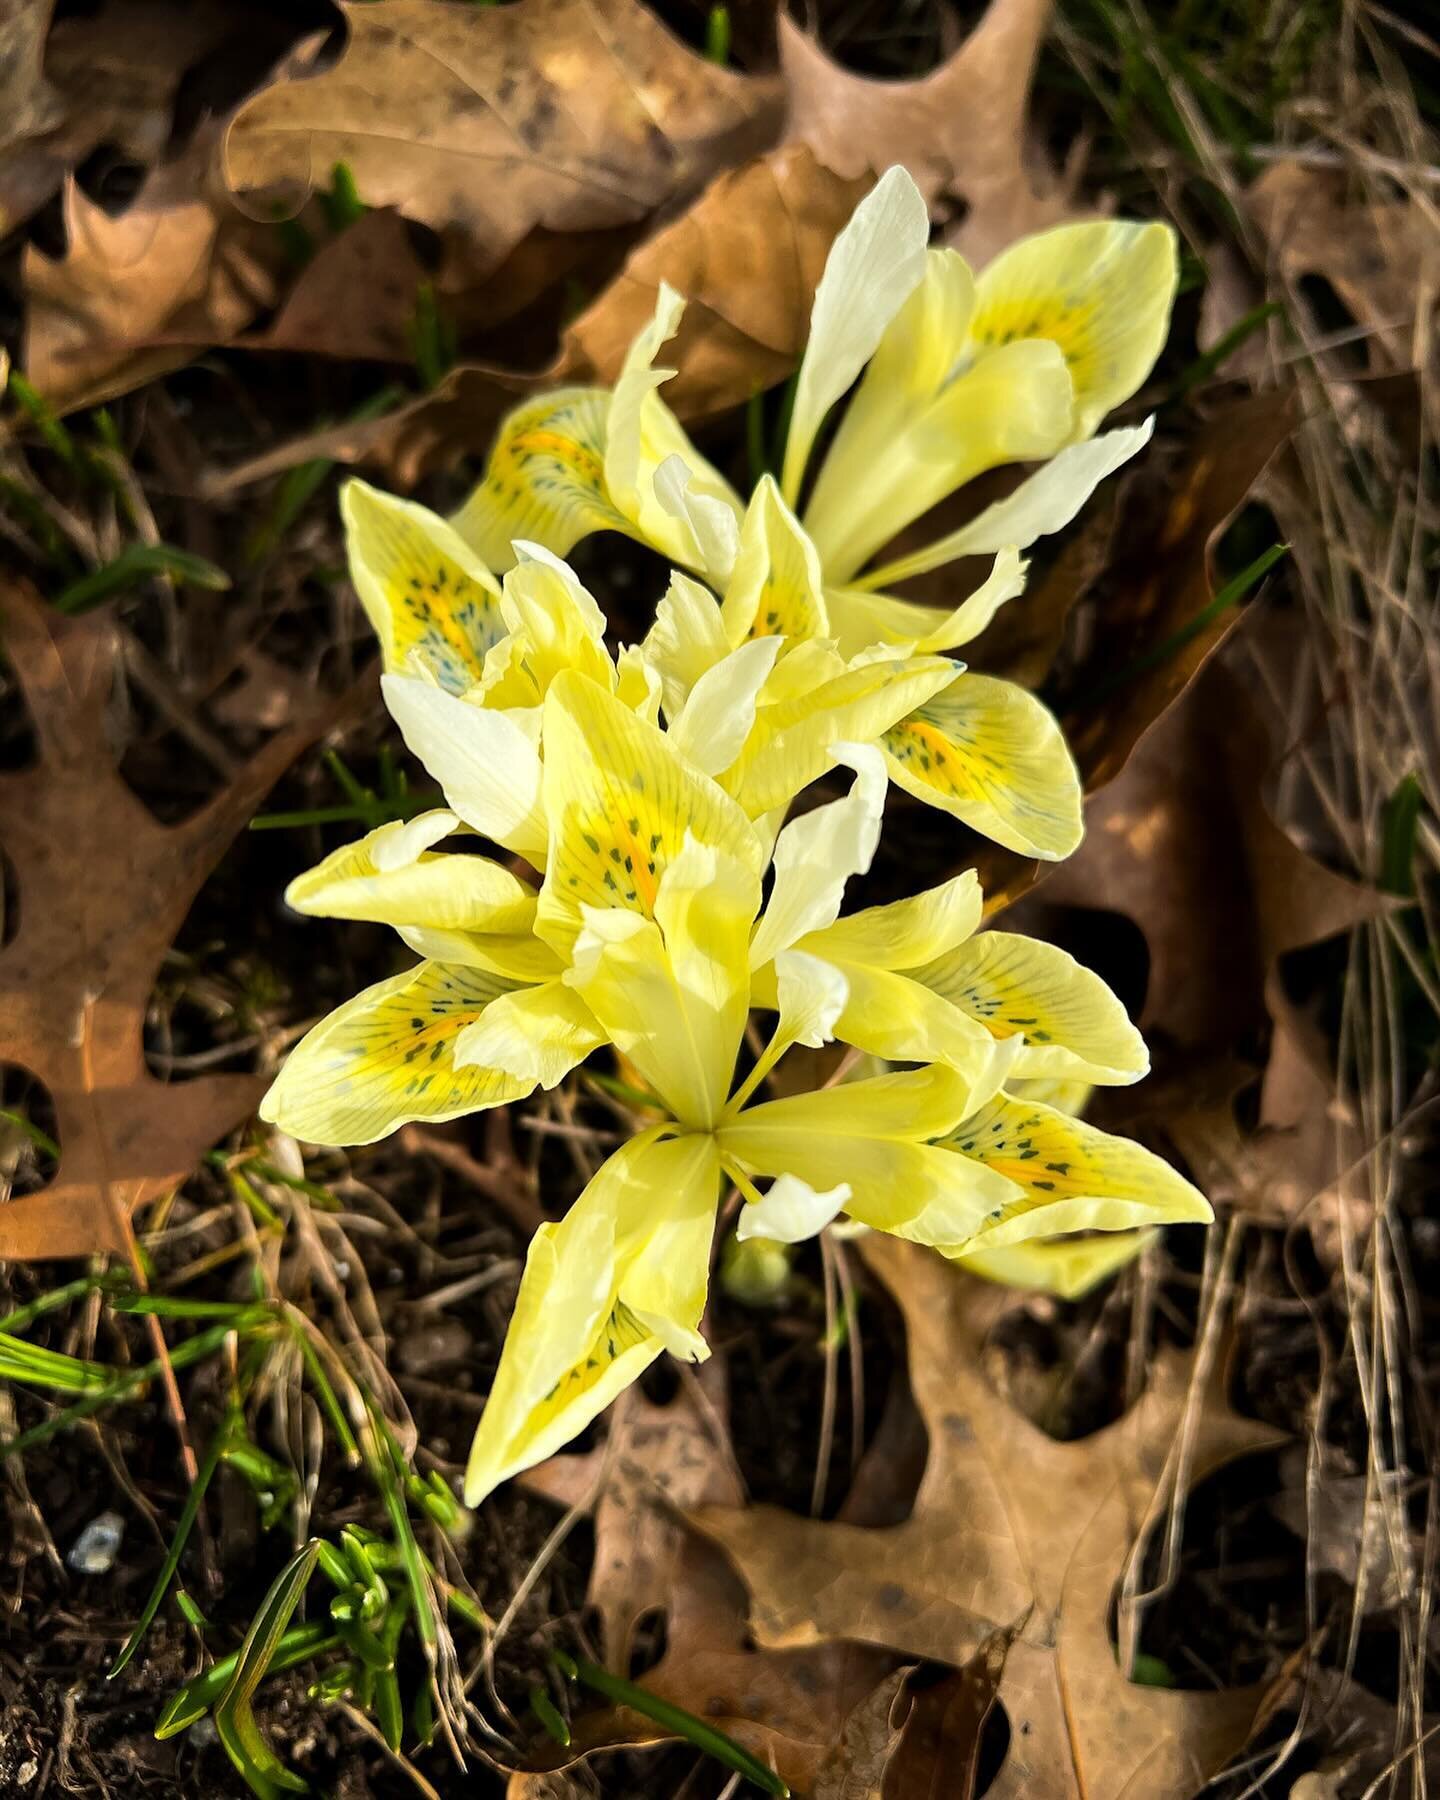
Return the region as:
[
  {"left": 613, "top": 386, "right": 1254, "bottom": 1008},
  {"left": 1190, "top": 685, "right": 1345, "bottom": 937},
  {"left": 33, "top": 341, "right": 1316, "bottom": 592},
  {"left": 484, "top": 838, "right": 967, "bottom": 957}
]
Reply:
[
  {"left": 0, "top": 1332, "right": 113, "bottom": 1393},
  {"left": 157, "top": 1622, "right": 338, "bottom": 1738},
  {"left": 1080, "top": 543, "right": 1289, "bottom": 709},
  {"left": 214, "top": 1541, "right": 323, "bottom": 1797},
  {"left": 110, "top": 1415, "right": 230, "bottom": 1677},
  {"left": 563, "top": 1655, "right": 789, "bottom": 1796},
  {"left": 55, "top": 543, "right": 231, "bottom": 614}
]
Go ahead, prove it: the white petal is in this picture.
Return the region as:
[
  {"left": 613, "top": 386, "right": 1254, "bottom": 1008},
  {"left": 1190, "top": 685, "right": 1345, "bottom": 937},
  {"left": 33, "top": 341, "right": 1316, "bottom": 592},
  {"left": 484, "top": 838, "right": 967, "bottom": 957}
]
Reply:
[
  {"left": 780, "top": 166, "right": 931, "bottom": 504},
  {"left": 381, "top": 674, "right": 547, "bottom": 865},
  {"left": 669, "top": 635, "right": 783, "bottom": 777},
  {"left": 736, "top": 1174, "right": 852, "bottom": 1243},
  {"left": 749, "top": 742, "right": 888, "bottom": 968}
]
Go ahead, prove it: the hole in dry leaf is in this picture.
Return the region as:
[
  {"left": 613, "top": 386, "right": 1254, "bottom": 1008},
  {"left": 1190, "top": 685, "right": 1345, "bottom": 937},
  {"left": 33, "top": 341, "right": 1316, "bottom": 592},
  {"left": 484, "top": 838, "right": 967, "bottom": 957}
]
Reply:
[
  {"left": 1113, "top": 1447, "right": 1299, "bottom": 1692},
  {"left": 0, "top": 658, "right": 39, "bottom": 773},
  {"left": 1296, "top": 274, "right": 1367, "bottom": 375},
  {"left": 0, "top": 1063, "right": 60, "bottom": 1199},
  {"left": 638, "top": 1358, "right": 681, "bottom": 1407},
  {"left": 983, "top": 1283, "right": 1138, "bottom": 1442},
  {"left": 0, "top": 841, "right": 18, "bottom": 948},
  {"left": 972, "top": 1694, "right": 1011, "bottom": 1797},
  {"left": 626, "top": 1605, "right": 669, "bottom": 1680}
]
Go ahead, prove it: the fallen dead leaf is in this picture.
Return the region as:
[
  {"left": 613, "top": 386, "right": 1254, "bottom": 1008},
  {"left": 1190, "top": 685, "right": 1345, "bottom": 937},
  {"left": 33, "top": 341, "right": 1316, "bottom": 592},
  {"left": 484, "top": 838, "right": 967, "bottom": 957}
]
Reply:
[
  {"left": 880, "top": 1629, "right": 1015, "bottom": 1800},
  {"left": 21, "top": 129, "right": 282, "bottom": 417},
  {"left": 560, "top": 144, "right": 869, "bottom": 419},
  {"left": 0, "top": 0, "right": 63, "bottom": 157},
  {"left": 780, "top": 0, "right": 1078, "bottom": 264},
  {"left": 1247, "top": 160, "right": 1440, "bottom": 375},
  {"left": 517, "top": 1366, "right": 896, "bottom": 1791},
  {"left": 253, "top": 208, "right": 431, "bottom": 365},
  {"left": 206, "top": 144, "right": 869, "bottom": 492},
  {"left": 223, "top": 0, "right": 782, "bottom": 276},
  {"left": 0, "top": 581, "right": 340, "bottom": 1260},
  {"left": 0, "top": 0, "right": 243, "bottom": 235},
  {"left": 811, "top": 1667, "right": 909, "bottom": 1800},
  {"left": 693, "top": 1234, "right": 1286, "bottom": 1800}
]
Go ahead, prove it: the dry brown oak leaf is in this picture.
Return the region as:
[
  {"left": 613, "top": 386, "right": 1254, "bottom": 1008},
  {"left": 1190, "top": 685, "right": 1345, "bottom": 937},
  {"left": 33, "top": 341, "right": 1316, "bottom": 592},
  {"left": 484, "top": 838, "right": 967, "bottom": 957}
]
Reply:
[
  {"left": 516, "top": 1369, "right": 895, "bottom": 1791},
  {"left": 0, "top": 582, "right": 337, "bottom": 1261},
  {"left": 223, "top": 0, "right": 781, "bottom": 278},
  {"left": 781, "top": 0, "right": 1076, "bottom": 266},
  {"left": 694, "top": 1235, "right": 1286, "bottom": 1800}
]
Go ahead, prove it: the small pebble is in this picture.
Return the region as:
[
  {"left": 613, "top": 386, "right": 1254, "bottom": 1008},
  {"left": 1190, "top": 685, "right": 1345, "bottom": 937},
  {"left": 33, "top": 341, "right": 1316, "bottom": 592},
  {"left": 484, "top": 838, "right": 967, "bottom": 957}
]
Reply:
[
  {"left": 189, "top": 1717, "right": 219, "bottom": 1749},
  {"left": 68, "top": 1511, "right": 125, "bottom": 1575}
]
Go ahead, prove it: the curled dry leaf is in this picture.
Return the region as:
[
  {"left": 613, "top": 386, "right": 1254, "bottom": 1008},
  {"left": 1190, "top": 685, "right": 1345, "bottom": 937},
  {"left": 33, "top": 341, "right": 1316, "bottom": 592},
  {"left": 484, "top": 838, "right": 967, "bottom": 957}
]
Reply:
[
  {"left": 518, "top": 1368, "right": 895, "bottom": 1791},
  {"left": 1022, "top": 660, "right": 1383, "bottom": 1058},
  {"left": 810, "top": 1667, "right": 910, "bottom": 1800},
  {"left": 780, "top": 0, "right": 1077, "bottom": 264},
  {"left": 0, "top": 582, "right": 341, "bottom": 1261},
  {"left": 693, "top": 1235, "right": 1286, "bottom": 1800},
  {"left": 223, "top": 0, "right": 782, "bottom": 275},
  {"left": 561, "top": 144, "right": 870, "bottom": 418}
]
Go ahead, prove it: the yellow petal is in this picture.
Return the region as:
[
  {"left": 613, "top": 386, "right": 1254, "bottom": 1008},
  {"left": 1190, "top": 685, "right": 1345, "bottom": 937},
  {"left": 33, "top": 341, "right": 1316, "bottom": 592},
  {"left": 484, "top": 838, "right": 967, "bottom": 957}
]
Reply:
[
  {"left": 748, "top": 744, "right": 888, "bottom": 969},
  {"left": 285, "top": 812, "right": 538, "bottom": 934},
  {"left": 463, "top": 1128, "right": 721, "bottom": 1503},
  {"left": 603, "top": 285, "right": 743, "bottom": 572},
  {"left": 653, "top": 452, "right": 742, "bottom": 587},
  {"left": 259, "top": 962, "right": 530, "bottom": 1147},
  {"left": 718, "top": 1064, "right": 1020, "bottom": 1249},
  {"left": 721, "top": 476, "right": 830, "bottom": 645},
  {"left": 940, "top": 1094, "right": 1211, "bottom": 1249},
  {"left": 882, "top": 671, "right": 1082, "bottom": 859},
  {"left": 448, "top": 388, "right": 627, "bottom": 573},
  {"left": 799, "top": 870, "right": 981, "bottom": 970},
  {"left": 817, "top": 957, "right": 1000, "bottom": 1076},
  {"left": 781, "top": 166, "right": 931, "bottom": 504},
  {"left": 805, "top": 339, "right": 1074, "bottom": 584},
  {"left": 726, "top": 652, "right": 954, "bottom": 818},
  {"left": 830, "top": 546, "right": 1028, "bottom": 660},
  {"left": 915, "top": 929, "right": 1149, "bottom": 1085},
  {"left": 453, "top": 978, "right": 605, "bottom": 1088},
  {"left": 396, "top": 923, "right": 562, "bottom": 984},
  {"left": 614, "top": 642, "right": 664, "bottom": 725},
  {"left": 969, "top": 219, "right": 1178, "bottom": 439},
  {"left": 536, "top": 669, "right": 763, "bottom": 956},
  {"left": 381, "top": 674, "right": 549, "bottom": 866},
  {"left": 342, "top": 479, "right": 505, "bottom": 693},
  {"left": 642, "top": 572, "right": 731, "bottom": 718},
  {"left": 496, "top": 546, "right": 616, "bottom": 698},
  {"left": 956, "top": 1228, "right": 1156, "bottom": 1298},
  {"left": 860, "top": 422, "right": 1154, "bottom": 588},
  {"left": 567, "top": 836, "right": 758, "bottom": 1130}
]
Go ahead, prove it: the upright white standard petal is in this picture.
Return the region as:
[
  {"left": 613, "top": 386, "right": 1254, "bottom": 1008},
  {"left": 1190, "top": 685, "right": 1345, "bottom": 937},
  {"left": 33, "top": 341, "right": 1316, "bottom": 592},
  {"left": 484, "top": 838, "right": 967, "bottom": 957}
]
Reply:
[
  {"left": 749, "top": 743, "right": 888, "bottom": 969},
  {"left": 668, "top": 635, "right": 783, "bottom": 778},
  {"left": 735, "top": 1174, "right": 852, "bottom": 1243},
  {"left": 780, "top": 166, "right": 931, "bottom": 505},
  {"left": 861, "top": 420, "right": 1156, "bottom": 588},
  {"left": 654, "top": 452, "right": 742, "bottom": 587},
  {"left": 381, "top": 674, "right": 548, "bottom": 866},
  {"left": 603, "top": 284, "right": 743, "bottom": 570}
]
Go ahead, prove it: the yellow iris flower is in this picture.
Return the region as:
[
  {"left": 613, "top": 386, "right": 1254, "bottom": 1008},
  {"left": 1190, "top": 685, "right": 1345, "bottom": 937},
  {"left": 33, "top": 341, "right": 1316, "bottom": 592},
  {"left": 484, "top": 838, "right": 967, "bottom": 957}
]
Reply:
[
  {"left": 260, "top": 666, "right": 1207, "bottom": 1499},
  {"left": 447, "top": 165, "right": 1177, "bottom": 860}
]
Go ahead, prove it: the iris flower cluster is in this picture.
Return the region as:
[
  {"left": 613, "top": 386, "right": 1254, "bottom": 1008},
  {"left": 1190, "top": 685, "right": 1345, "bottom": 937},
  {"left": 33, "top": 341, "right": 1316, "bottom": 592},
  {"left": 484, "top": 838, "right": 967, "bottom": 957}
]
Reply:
[{"left": 261, "top": 167, "right": 1207, "bottom": 1507}]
